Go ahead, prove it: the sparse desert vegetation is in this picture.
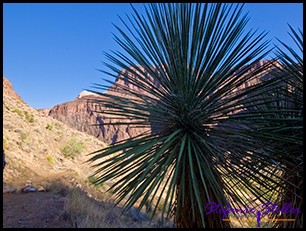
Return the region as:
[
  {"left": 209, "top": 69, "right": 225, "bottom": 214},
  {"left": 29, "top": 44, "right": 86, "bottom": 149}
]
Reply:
[
  {"left": 3, "top": 3, "right": 302, "bottom": 228},
  {"left": 61, "top": 138, "right": 85, "bottom": 159},
  {"left": 3, "top": 82, "right": 167, "bottom": 228},
  {"left": 46, "top": 123, "right": 53, "bottom": 130},
  {"left": 12, "top": 108, "right": 35, "bottom": 123}
]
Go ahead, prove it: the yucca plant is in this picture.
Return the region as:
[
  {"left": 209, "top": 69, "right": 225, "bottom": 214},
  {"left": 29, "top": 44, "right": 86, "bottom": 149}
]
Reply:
[
  {"left": 237, "top": 25, "right": 303, "bottom": 228},
  {"left": 87, "top": 3, "right": 296, "bottom": 228},
  {"left": 268, "top": 26, "right": 303, "bottom": 228}
]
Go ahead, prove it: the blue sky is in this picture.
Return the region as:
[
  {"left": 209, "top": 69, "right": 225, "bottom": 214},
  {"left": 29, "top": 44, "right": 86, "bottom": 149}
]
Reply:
[{"left": 3, "top": 3, "right": 303, "bottom": 109}]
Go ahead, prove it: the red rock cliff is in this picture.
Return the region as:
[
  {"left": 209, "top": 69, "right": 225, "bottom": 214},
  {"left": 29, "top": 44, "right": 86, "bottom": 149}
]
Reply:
[
  {"left": 47, "top": 61, "right": 279, "bottom": 145},
  {"left": 3, "top": 76, "right": 24, "bottom": 103}
]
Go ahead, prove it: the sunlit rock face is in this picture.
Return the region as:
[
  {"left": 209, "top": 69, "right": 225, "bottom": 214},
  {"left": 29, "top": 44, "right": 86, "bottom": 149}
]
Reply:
[
  {"left": 48, "top": 66, "right": 159, "bottom": 145},
  {"left": 47, "top": 61, "right": 279, "bottom": 145},
  {"left": 3, "top": 76, "right": 24, "bottom": 103}
]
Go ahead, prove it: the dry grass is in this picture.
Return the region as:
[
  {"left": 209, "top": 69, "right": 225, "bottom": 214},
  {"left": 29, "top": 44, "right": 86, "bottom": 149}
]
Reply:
[
  {"left": 5, "top": 81, "right": 267, "bottom": 228},
  {"left": 44, "top": 175, "right": 172, "bottom": 228},
  {"left": 3, "top": 86, "right": 174, "bottom": 228}
]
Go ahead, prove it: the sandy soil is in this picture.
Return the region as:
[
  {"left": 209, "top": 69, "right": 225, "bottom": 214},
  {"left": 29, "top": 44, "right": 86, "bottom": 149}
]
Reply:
[{"left": 3, "top": 190, "right": 73, "bottom": 228}]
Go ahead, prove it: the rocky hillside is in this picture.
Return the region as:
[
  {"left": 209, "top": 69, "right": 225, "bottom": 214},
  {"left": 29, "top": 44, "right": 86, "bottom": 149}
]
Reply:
[
  {"left": 3, "top": 76, "right": 108, "bottom": 189},
  {"left": 46, "top": 60, "right": 277, "bottom": 144},
  {"left": 3, "top": 76, "right": 172, "bottom": 228},
  {"left": 46, "top": 66, "right": 159, "bottom": 145},
  {"left": 3, "top": 75, "right": 24, "bottom": 103}
]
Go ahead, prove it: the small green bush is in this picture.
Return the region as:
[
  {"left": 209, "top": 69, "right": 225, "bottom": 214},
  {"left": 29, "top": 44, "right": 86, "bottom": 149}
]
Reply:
[
  {"left": 24, "top": 111, "right": 35, "bottom": 123},
  {"left": 46, "top": 155, "right": 54, "bottom": 164},
  {"left": 20, "top": 131, "right": 29, "bottom": 142},
  {"left": 12, "top": 109, "right": 35, "bottom": 123},
  {"left": 61, "top": 139, "right": 84, "bottom": 159},
  {"left": 12, "top": 108, "right": 23, "bottom": 117},
  {"left": 46, "top": 124, "right": 53, "bottom": 130},
  {"left": 3, "top": 136, "right": 9, "bottom": 151}
]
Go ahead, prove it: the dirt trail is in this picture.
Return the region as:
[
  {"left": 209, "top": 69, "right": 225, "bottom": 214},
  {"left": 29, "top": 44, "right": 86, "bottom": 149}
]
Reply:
[{"left": 3, "top": 190, "right": 73, "bottom": 228}]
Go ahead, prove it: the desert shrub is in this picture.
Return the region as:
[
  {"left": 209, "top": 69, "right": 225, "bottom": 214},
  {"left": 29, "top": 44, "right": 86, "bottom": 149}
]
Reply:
[
  {"left": 3, "top": 136, "right": 9, "bottom": 151},
  {"left": 19, "top": 131, "right": 29, "bottom": 142},
  {"left": 12, "top": 108, "right": 35, "bottom": 123},
  {"left": 24, "top": 111, "right": 35, "bottom": 123},
  {"left": 46, "top": 155, "right": 54, "bottom": 164},
  {"left": 44, "top": 180, "right": 70, "bottom": 197},
  {"left": 12, "top": 108, "right": 23, "bottom": 117},
  {"left": 46, "top": 124, "right": 53, "bottom": 130},
  {"left": 61, "top": 139, "right": 84, "bottom": 159}
]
